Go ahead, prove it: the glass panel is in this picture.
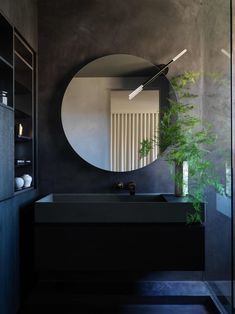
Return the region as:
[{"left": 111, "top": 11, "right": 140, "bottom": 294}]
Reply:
[{"left": 203, "top": 0, "right": 232, "bottom": 312}]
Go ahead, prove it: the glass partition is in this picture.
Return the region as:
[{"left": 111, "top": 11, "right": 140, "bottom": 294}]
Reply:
[{"left": 202, "top": 0, "right": 232, "bottom": 312}]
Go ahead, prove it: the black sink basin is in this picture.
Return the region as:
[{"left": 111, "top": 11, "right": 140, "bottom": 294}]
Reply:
[{"left": 35, "top": 193, "right": 204, "bottom": 224}]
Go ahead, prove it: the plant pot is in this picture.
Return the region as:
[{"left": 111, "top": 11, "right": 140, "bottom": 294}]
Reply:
[{"left": 174, "top": 161, "right": 188, "bottom": 197}]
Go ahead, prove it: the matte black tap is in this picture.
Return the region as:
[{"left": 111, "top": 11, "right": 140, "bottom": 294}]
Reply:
[
  {"left": 127, "top": 181, "right": 136, "bottom": 196},
  {"left": 114, "top": 181, "right": 136, "bottom": 196}
]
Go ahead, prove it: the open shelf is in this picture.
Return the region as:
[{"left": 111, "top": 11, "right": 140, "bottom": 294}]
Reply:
[
  {"left": 15, "top": 108, "right": 31, "bottom": 119},
  {"left": 0, "top": 12, "right": 36, "bottom": 199},
  {"left": 15, "top": 80, "right": 31, "bottom": 95},
  {"left": 0, "top": 14, "right": 13, "bottom": 66},
  {"left": 0, "top": 13, "right": 14, "bottom": 201},
  {"left": 14, "top": 32, "right": 35, "bottom": 193},
  {"left": 14, "top": 186, "right": 34, "bottom": 195},
  {"left": 15, "top": 34, "right": 33, "bottom": 67},
  {"left": 16, "top": 164, "right": 32, "bottom": 168},
  {"left": 0, "top": 55, "right": 13, "bottom": 68},
  {"left": 15, "top": 135, "right": 32, "bottom": 142},
  {"left": 15, "top": 53, "right": 32, "bottom": 92},
  {"left": 0, "top": 14, "right": 13, "bottom": 110},
  {"left": 0, "top": 58, "right": 13, "bottom": 108}
]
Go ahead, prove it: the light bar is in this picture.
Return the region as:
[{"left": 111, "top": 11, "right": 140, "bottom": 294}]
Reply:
[
  {"left": 129, "top": 49, "right": 187, "bottom": 100},
  {"left": 173, "top": 49, "right": 187, "bottom": 61},
  {"left": 221, "top": 48, "right": 231, "bottom": 59},
  {"left": 129, "top": 85, "right": 144, "bottom": 100}
]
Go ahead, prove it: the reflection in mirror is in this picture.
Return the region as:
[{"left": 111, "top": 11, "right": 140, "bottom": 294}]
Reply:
[
  {"left": 110, "top": 90, "right": 159, "bottom": 171},
  {"left": 61, "top": 54, "right": 171, "bottom": 172}
]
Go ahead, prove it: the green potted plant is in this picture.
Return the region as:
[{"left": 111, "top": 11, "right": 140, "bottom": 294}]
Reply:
[{"left": 140, "top": 71, "right": 225, "bottom": 224}]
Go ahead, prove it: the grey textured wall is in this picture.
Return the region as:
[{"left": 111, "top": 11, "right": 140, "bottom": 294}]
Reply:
[
  {"left": 0, "top": 0, "right": 37, "bottom": 50},
  {"left": 38, "top": 0, "right": 233, "bottom": 308},
  {"left": 0, "top": 1, "right": 38, "bottom": 314},
  {"left": 38, "top": 0, "right": 204, "bottom": 195}
]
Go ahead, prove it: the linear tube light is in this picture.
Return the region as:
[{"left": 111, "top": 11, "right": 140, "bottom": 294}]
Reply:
[
  {"left": 221, "top": 48, "right": 231, "bottom": 59},
  {"left": 129, "top": 49, "right": 187, "bottom": 100}
]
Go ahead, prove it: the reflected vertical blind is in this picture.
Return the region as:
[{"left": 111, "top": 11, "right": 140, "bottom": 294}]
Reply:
[{"left": 110, "top": 90, "right": 159, "bottom": 171}]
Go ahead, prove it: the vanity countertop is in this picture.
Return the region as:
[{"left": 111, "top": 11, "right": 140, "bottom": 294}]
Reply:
[{"left": 35, "top": 193, "right": 204, "bottom": 224}]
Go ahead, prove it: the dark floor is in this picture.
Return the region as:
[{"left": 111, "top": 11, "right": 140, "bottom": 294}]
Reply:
[
  {"left": 19, "top": 304, "right": 217, "bottom": 314},
  {"left": 19, "top": 272, "right": 220, "bottom": 314}
]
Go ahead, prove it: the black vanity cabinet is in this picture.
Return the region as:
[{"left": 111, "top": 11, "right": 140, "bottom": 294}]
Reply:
[
  {"left": 0, "top": 14, "right": 14, "bottom": 201},
  {"left": 34, "top": 195, "right": 205, "bottom": 276},
  {"left": 35, "top": 222, "right": 204, "bottom": 273},
  {"left": 14, "top": 33, "right": 36, "bottom": 192}
]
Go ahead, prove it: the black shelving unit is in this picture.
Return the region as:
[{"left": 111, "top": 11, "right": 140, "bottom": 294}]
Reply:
[
  {"left": 0, "top": 13, "right": 13, "bottom": 110},
  {"left": 0, "top": 13, "right": 13, "bottom": 65},
  {"left": 14, "top": 32, "right": 36, "bottom": 193},
  {"left": 0, "top": 13, "right": 37, "bottom": 197},
  {"left": 0, "top": 13, "right": 14, "bottom": 201},
  {"left": 15, "top": 135, "right": 32, "bottom": 142}
]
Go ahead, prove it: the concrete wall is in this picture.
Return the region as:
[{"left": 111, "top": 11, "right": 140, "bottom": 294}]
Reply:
[
  {"left": 38, "top": 0, "right": 204, "bottom": 195},
  {"left": 0, "top": 0, "right": 37, "bottom": 50},
  {"left": 38, "top": 0, "right": 233, "bottom": 309},
  {"left": 0, "top": 1, "right": 232, "bottom": 313}
]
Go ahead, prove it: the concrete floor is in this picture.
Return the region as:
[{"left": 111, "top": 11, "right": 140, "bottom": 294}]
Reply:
[
  {"left": 19, "top": 304, "right": 217, "bottom": 314},
  {"left": 19, "top": 276, "right": 220, "bottom": 314}
]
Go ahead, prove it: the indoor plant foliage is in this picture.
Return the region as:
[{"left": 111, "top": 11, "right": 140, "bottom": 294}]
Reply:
[{"left": 140, "top": 71, "right": 225, "bottom": 224}]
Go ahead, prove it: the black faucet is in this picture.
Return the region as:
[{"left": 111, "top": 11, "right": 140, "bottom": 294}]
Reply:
[
  {"left": 114, "top": 181, "right": 136, "bottom": 196},
  {"left": 127, "top": 181, "right": 136, "bottom": 196}
]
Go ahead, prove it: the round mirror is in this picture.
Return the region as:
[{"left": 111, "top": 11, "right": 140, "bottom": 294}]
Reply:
[{"left": 61, "top": 54, "right": 171, "bottom": 172}]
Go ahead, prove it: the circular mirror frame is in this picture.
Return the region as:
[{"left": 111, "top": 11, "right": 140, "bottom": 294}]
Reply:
[{"left": 61, "top": 54, "right": 173, "bottom": 172}]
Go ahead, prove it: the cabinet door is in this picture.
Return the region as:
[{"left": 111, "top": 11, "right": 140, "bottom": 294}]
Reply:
[{"left": 0, "top": 105, "right": 14, "bottom": 201}]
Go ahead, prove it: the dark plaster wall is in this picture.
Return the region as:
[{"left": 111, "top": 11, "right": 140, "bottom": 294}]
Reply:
[
  {"left": 38, "top": 0, "right": 204, "bottom": 195},
  {"left": 0, "top": 1, "right": 38, "bottom": 314},
  {"left": 0, "top": 0, "right": 37, "bottom": 50},
  {"left": 38, "top": 0, "right": 233, "bottom": 308}
]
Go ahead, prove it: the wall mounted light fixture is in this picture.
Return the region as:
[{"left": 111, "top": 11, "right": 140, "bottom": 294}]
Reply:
[
  {"left": 129, "top": 49, "right": 187, "bottom": 100},
  {"left": 221, "top": 48, "right": 230, "bottom": 59}
]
